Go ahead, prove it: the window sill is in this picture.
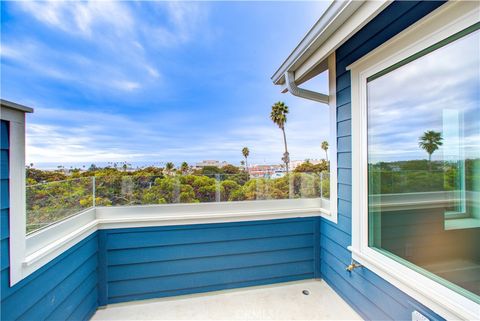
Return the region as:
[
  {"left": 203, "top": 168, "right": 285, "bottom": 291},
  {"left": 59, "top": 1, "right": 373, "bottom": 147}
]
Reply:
[
  {"left": 444, "top": 217, "right": 480, "bottom": 230},
  {"left": 348, "top": 246, "right": 479, "bottom": 320}
]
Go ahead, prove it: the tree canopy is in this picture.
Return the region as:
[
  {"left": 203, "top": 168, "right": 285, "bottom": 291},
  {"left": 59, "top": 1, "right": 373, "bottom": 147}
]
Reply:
[{"left": 419, "top": 130, "right": 443, "bottom": 161}]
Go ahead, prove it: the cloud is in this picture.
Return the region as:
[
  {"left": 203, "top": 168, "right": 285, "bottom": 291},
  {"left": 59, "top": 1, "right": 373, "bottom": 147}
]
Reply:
[
  {"left": 17, "top": 1, "right": 134, "bottom": 37},
  {"left": 5, "top": 1, "right": 334, "bottom": 168},
  {"left": 1, "top": 39, "right": 146, "bottom": 93},
  {"left": 26, "top": 100, "right": 331, "bottom": 167},
  {"left": 4, "top": 1, "right": 211, "bottom": 96},
  {"left": 226, "top": 101, "right": 330, "bottom": 164},
  {"left": 26, "top": 107, "right": 168, "bottom": 164},
  {"left": 368, "top": 31, "right": 479, "bottom": 162},
  {"left": 113, "top": 80, "right": 141, "bottom": 91}
]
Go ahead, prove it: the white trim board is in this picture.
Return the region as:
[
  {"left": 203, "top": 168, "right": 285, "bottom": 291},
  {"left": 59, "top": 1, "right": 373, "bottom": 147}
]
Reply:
[
  {"left": 1, "top": 106, "right": 28, "bottom": 289},
  {"left": 327, "top": 52, "right": 338, "bottom": 223},
  {"left": 350, "top": 2, "right": 480, "bottom": 320}
]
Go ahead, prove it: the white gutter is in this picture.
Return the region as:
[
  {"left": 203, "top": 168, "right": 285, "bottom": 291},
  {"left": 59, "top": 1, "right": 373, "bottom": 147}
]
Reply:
[
  {"left": 272, "top": 1, "right": 390, "bottom": 88},
  {"left": 284, "top": 71, "right": 329, "bottom": 104},
  {"left": 271, "top": 0, "right": 363, "bottom": 86}
]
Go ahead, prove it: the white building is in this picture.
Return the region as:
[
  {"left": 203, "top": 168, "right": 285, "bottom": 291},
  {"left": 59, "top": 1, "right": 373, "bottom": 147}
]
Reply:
[{"left": 194, "top": 160, "right": 230, "bottom": 169}]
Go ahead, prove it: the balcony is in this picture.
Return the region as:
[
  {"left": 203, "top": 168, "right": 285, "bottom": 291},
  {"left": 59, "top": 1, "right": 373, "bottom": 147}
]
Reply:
[
  {"left": 5, "top": 171, "right": 345, "bottom": 321},
  {"left": 22, "top": 174, "right": 332, "bottom": 262},
  {"left": 17, "top": 167, "right": 479, "bottom": 320}
]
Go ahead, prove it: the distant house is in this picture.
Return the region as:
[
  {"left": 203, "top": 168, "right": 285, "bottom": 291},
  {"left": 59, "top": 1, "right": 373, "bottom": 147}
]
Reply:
[
  {"left": 248, "top": 164, "right": 284, "bottom": 178},
  {"left": 194, "top": 160, "right": 229, "bottom": 169},
  {"left": 269, "top": 170, "right": 286, "bottom": 179},
  {"left": 289, "top": 159, "right": 323, "bottom": 171}
]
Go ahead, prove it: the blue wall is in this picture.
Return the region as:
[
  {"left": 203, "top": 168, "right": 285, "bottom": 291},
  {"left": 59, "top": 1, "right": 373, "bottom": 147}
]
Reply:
[
  {"left": 0, "top": 119, "right": 99, "bottom": 321},
  {"left": 322, "top": 1, "right": 447, "bottom": 320},
  {"left": 98, "top": 217, "right": 320, "bottom": 305}
]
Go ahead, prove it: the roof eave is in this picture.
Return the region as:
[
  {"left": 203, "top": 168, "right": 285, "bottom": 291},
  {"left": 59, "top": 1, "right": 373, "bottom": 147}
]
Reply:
[
  {"left": 1, "top": 99, "right": 34, "bottom": 113},
  {"left": 271, "top": 0, "right": 361, "bottom": 85},
  {"left": 272, "top": 0, "right": 391, "bottom": 86}
]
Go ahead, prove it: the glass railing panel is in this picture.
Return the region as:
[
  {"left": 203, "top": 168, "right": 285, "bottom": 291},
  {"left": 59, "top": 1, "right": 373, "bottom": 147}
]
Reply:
[
  {"left": 26, "top": 171, "right": 331, "bottom": 233},
  {"left": 368, "top": 169, "right": 450, "bottom": 194},
  {"left": 26, "top": 177, "right": 94, "bottom": 234}
]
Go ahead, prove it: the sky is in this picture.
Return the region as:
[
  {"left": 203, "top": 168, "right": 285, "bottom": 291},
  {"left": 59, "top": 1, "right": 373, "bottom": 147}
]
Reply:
[
  {"left": 1, "top": 1, "right": 332, "bottom": 169},
  {"left": 367, "top": 29, "right": 480, "bottom": 163}
]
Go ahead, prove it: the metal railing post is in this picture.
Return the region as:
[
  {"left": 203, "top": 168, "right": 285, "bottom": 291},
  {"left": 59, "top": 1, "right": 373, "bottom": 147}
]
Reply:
[
  {"left": 320, "top": 172, "right": 323, "bottom": 199},
  {"left": 215, "top": 174, "right": 221, "bottom": 202},
  {"left": 289, "top": 173, "right": 294, "bottom": 199},
  {"left": 174, "top": 176, "right": 180, "bottom": 203},
  {"left": 256, "top": 177, "right": 264, "bottom": 200},
  {"left": 92, "top": 176, "right": 96, "bottom": 207}
]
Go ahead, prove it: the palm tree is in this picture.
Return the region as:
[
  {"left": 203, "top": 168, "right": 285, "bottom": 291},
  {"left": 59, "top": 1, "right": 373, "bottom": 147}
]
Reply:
[
  {"left": 165, "top": 162, "right": 175, "bottom": 175},
  {"left": 271, "top": 101, "right": 290, "bottom": 174},
  {"left": 242, "top": 147, "right": 250, "bottom": 173},
  {"left": 418, "top": 130, "right": 443, "bottom": 170},
  {"left": 321, "top": 141, "right": 329, "bottom": 161},
  {"left": 180, "top": 162, "right": 189, "bottom": 174}
]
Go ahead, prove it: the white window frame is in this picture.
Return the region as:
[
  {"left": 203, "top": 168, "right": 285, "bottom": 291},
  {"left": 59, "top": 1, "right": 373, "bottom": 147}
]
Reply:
[
  {"left": 327, "top": 52, "right": 338, "bottom": 224},
  {"left": 349, "top": 2, "right": 480, "bottom": 320}
]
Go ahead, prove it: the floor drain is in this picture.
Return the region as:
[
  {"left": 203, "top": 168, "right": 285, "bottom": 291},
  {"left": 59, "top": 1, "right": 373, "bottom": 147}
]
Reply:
[{"left": 302, "top": 290, "right": 310, "bottom": 295}]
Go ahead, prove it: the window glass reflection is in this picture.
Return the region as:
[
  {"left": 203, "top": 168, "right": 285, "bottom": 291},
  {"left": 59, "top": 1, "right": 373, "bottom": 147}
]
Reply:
[{"left": 367, "top": 29, "right": 480, "bottom": 302}]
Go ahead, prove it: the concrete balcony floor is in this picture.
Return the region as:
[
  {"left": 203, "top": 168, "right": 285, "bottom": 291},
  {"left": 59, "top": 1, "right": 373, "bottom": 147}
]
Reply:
[{"left": 92, "top": 280, "right": 362, "bottom": 320}]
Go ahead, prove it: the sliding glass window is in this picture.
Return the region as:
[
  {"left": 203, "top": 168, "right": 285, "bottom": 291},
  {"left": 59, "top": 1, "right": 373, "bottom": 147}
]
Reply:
[{"left": 367, "top": 26, "right": 480, "bottom": 302}]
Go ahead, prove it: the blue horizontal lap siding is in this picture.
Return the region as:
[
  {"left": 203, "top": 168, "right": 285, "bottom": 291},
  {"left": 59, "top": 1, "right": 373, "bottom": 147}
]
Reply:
[
  {"left": 107, "top": 233, "right": 314, "bottom": 266},
  {"left": 1, "top": 234, "right": 99, "bottom": 321},
  {"left": 0, "top": 179, "right": 8, "bottom": 210},
  {"left": 1, "top": 120, "right": 9, "bottom": 316},
  {"left": 323, "top": 1, "right": 447, "bottom": 320},
  {"left": 106, "top": 219, "right": 314, "bottom": 249},
  {"left": 1, "top": 209, "right": 9, "bottom": 240},
  {"left": 109, "top": 273, "right": 313, "bottom": 305},
  {"left": 100, "top": 217, "right": 319, "bottom": 305},
  {"left": 109, "top": 261, "right": 314, "bottom": 298},
  {"left": 107, "top": 248, "right": 313, "bottom": 282},
  {"left": 16, "top": 253, "right": 98, "bottom": 321},
  {"left": 46, "top": 271, "right": 98, "bottom": 321},
  {"left": 337, "top": 103, "right": 351, "bottom": 122},
  {"left": 0, "top": 119, "right": 99, "bottom": 321}
]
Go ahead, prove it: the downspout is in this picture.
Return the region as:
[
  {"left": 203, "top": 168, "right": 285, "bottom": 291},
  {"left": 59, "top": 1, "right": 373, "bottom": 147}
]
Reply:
[
  {"left": 284, "top": 71, "right": 329, "bottom": 104},
  {"left": 280, "top": 55, "right": 337, "bottom": 220}
]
